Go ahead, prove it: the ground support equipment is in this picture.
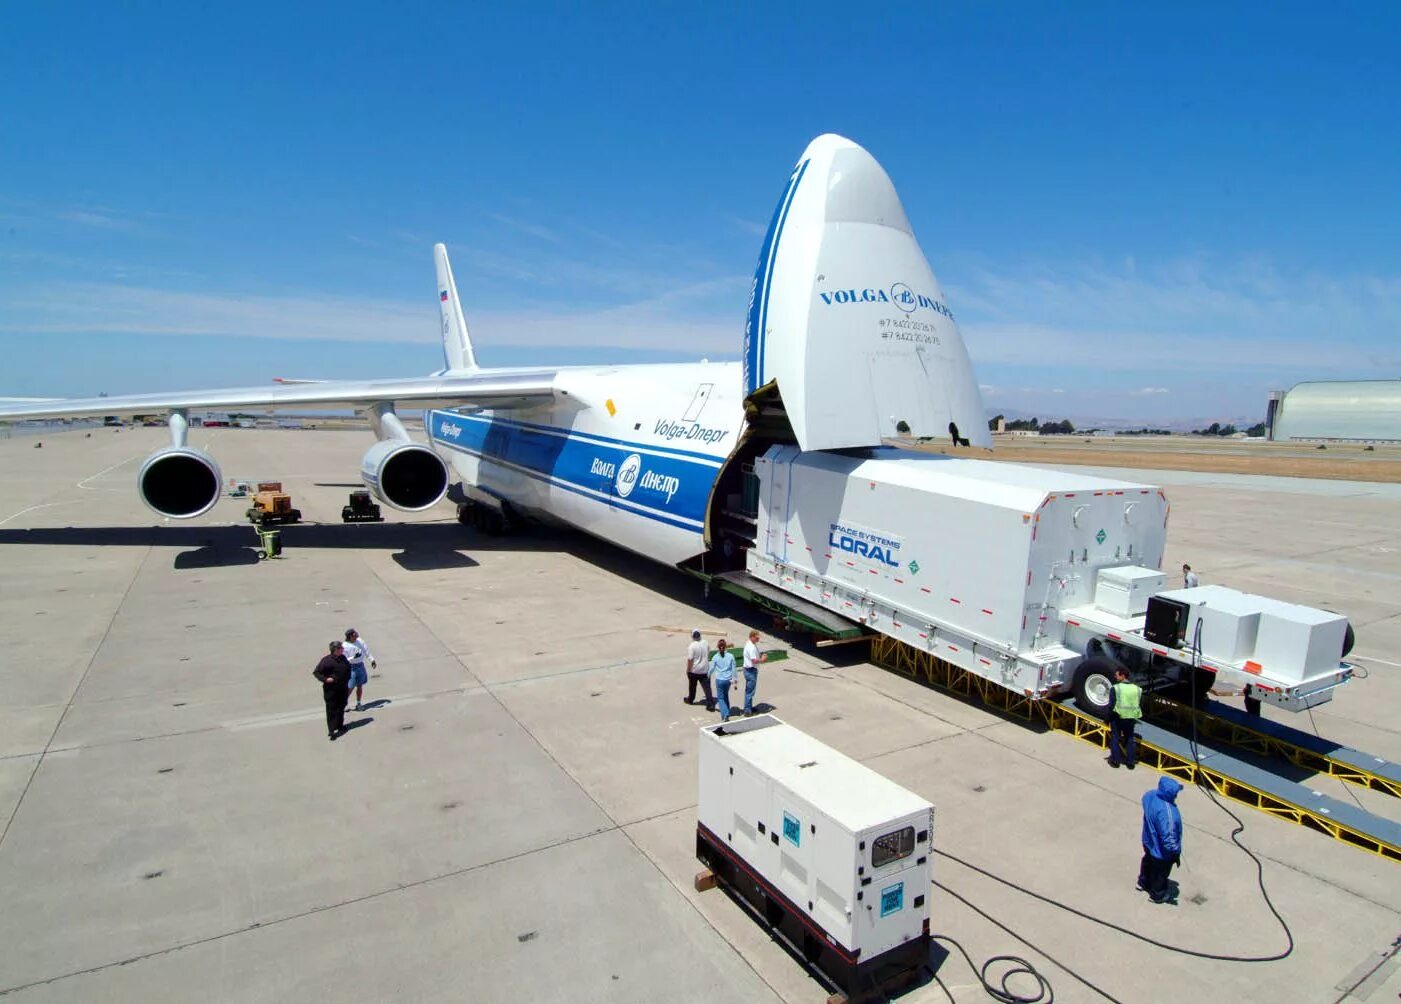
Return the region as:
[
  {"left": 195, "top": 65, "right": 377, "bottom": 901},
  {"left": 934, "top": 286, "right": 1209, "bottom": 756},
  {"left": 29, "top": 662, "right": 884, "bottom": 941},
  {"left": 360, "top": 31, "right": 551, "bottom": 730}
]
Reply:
[
  {"left": 695, "top": 824, "right": 929, "bottom": 1003},
  {"left": 1148, "top": 695, "right": 1401, "bottom": 800},
  {"left": 871, "top": 635, "right": 1401, "bottom": 864}
]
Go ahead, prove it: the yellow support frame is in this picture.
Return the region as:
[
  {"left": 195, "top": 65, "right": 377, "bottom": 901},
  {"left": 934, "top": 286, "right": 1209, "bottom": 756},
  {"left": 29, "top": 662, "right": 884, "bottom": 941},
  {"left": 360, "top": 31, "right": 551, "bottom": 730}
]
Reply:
[
  {"left": 1145, "top": 695, "right": 1401, "bottom": 800},
  {"left": 869, "top": 635, "right": 1401, "bottom": 864}
]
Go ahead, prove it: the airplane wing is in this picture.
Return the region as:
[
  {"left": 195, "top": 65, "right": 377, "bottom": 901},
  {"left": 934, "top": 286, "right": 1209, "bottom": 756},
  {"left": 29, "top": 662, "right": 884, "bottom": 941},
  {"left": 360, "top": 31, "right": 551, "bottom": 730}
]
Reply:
[
  {"left": 0, "top": 370, "right": 557, "bottom": 421},
  {"left": 0, "top": 245, "right": 559, "bottom": 521}
]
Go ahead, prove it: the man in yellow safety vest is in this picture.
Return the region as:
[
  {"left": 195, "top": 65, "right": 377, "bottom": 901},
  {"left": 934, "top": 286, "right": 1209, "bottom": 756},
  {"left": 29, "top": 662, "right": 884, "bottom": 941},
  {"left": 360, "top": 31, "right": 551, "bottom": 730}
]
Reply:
[{"left": 1108, "top": 667, "right": 1143, "bottom": 769}]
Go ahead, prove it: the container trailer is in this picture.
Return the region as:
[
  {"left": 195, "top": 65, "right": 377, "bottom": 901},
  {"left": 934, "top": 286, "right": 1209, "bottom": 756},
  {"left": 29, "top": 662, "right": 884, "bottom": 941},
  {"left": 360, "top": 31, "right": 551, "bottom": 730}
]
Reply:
[{"left": 742, "top": 445, "right": 1353, "bottom": 715}]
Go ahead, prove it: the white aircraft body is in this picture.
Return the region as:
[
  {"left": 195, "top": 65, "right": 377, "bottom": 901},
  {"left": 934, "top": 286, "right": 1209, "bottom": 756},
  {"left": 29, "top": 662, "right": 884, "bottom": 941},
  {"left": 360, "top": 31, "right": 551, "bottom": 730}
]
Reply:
[{"left": 0, "top": 134, "right": 990, "bottom": 571}]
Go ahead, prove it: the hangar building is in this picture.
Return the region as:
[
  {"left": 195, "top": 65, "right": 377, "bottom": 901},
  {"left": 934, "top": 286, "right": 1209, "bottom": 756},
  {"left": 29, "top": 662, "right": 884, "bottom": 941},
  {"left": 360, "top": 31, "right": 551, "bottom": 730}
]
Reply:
[{"left": 1267, "top": 380, "right": 1401, "bottom": 442}]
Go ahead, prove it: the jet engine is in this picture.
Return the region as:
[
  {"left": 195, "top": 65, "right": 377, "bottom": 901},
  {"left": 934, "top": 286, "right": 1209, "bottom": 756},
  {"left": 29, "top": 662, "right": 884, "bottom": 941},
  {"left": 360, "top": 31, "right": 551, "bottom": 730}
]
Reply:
[
  {"left": 138, "top": 446, "right": 223, "bottom": 519},
  {"left": 360, "top": 440, "right": 448, "bottom": 512}
]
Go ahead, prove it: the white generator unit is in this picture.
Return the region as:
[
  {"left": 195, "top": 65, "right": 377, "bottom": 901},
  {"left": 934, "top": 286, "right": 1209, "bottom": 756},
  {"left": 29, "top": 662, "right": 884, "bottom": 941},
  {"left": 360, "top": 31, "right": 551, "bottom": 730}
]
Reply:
[
  {"left": 745, "top": 445, "right": 1353, "bottom": 713},
  {"left": 695, "top": 715, "right": 933, "bottom": 994}
]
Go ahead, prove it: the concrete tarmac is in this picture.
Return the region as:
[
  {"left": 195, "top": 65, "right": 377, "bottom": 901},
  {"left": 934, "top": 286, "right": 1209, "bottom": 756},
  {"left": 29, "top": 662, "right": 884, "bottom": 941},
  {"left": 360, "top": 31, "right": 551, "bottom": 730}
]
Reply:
[{"left": 0, "top": 427, "right": 1397, "bottom": 1003}]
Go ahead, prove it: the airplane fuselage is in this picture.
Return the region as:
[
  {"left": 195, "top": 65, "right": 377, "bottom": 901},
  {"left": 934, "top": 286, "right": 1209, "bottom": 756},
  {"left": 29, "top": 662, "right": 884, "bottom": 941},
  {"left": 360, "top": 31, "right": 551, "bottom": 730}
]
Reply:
[{"left": 425, "top": 361, "right": 745, "bottom": 565}]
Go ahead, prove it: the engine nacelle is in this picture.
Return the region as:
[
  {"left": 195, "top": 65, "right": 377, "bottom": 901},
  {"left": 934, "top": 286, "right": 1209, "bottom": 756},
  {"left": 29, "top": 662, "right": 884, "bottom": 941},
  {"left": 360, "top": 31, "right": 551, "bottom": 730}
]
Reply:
[
  {"left": 137, "top": 446, "right": 222, "bottom": 519},
  {"left": 360, "top": 440, "right": 448, "bottom": 512}
]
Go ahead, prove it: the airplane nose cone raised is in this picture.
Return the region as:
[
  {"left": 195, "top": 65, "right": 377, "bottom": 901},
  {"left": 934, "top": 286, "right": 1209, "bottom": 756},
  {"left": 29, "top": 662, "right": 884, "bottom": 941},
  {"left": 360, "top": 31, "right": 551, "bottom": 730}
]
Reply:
[
  {"left": 797, "top": 134, "right": 911, "bottom": 233},
  {"left": 743, "top": 135, "right": 988, "bottom": 452}
]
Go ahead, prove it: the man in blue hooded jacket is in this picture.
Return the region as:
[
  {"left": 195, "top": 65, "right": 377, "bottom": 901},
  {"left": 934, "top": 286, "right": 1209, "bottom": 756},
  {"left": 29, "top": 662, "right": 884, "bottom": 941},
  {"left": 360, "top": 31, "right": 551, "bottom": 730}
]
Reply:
[{"left": 1138, "top": 777, "right": 1183, "bottom": 903}]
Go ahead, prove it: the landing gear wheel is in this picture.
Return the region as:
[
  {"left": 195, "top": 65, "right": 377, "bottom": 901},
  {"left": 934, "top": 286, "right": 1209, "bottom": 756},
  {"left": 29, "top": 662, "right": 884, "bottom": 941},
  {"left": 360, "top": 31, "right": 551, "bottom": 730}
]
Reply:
[
  {"left": 1072, "top": 656, "right": 1119, "bottom": 719},
  {"left": 456, "top": 503, "right": 473, "bottom": 527}
]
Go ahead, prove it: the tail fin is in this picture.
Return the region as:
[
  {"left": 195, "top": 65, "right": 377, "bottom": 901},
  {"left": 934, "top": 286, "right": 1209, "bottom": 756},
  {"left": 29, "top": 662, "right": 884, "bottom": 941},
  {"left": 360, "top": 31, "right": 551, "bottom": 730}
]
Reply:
[{"left": 434, "top": 243, "right": 478, "bottom": 372}]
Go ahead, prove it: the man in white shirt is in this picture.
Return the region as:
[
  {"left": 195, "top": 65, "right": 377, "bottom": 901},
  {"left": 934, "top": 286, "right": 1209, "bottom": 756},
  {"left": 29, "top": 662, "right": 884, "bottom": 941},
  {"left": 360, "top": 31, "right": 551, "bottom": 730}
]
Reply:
[
  {"left": 684, "top": 629, "right": 714, "bottom": 711},
  {"left": 343, "top": 628, "right": 376, "bottom": 712},
  {"left": 741, "top": 630, "right": 766, "bottom": 716},
  {"left": 1182, "top": 564, "right": 1200, "bottom": 589}
]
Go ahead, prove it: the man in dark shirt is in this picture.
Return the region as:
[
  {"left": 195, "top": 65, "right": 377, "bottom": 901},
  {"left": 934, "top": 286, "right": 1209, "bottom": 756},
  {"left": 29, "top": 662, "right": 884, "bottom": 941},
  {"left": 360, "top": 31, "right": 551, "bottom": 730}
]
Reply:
[{"left": 313, "top": 641, "right": 353, "bottom": 740}]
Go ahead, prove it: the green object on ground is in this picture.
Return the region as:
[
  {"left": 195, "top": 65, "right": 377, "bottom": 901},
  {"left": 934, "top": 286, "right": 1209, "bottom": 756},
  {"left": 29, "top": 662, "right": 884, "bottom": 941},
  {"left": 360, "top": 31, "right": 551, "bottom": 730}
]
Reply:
[{"left": 708, "top": 647, "right": 787, "bottom": 662}]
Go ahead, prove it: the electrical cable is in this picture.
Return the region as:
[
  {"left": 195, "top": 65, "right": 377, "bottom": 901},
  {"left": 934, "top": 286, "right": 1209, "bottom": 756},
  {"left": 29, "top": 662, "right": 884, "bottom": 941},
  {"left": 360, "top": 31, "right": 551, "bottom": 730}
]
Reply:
[
  {"left": 920, "top": 626, "right": 1296, "bottom": 1002},
  {"left": 1183, "top": 617, "right": 1294, "bottom": 962},
  {"left": 1305, "top": 702, "right": 1367, "bottom": 812},
  {"left": 929, "top": 880, "right": 1127, "bottom": 1004},
  {"left": 935, "top": 847, "right": 1290, "bottom": 963}
]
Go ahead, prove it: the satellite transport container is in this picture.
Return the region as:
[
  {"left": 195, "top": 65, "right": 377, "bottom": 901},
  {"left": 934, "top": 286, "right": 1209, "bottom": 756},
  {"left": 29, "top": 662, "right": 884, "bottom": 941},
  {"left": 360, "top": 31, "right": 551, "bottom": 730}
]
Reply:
[
  {"left": 696, "top": 715, "right": 933, "bottom": 993},
  {"left": 744, "top": 445, "right": 1353, "bottom": 713}
]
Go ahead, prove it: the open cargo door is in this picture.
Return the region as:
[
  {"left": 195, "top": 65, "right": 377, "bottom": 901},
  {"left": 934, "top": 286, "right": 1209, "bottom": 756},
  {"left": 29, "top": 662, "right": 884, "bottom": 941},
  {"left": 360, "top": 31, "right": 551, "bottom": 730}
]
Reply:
[{"left": 742, "top": 134, "right": 989, "bottom": 452}]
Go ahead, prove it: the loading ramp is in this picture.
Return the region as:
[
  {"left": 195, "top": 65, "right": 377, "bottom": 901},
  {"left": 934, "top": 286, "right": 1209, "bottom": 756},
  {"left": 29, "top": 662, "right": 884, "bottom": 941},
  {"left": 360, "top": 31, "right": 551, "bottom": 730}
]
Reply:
[
  {"left": 870, "top": 635, "right": 1401, "bottom": 864},
  {"left": 1147, "top": 695, "right": 1401, "bottom": 800}
]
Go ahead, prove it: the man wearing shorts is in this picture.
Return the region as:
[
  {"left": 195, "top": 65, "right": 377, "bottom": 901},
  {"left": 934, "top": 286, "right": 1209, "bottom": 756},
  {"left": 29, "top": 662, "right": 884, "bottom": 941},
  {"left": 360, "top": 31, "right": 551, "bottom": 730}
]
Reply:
[{"left": 343, "top": 628, "right": 376, "bottom": 712}]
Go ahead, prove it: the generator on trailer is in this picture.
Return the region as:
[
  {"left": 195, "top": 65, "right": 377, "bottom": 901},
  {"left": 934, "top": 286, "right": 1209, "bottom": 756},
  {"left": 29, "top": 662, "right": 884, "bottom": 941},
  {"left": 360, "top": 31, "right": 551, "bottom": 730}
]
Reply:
[
  {"left": 245, "top": 482, "right": 302, "bottom": 527},
  {"left": 741, "top": 445, "right": 1353, "bottom": 716},
  {"left": 695, "top": 715, "right": 933, "bottom": 1000}
]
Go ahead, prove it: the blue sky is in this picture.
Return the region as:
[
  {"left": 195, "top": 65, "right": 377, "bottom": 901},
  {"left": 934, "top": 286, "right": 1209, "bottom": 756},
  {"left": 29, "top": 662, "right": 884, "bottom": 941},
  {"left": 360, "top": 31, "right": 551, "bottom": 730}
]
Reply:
[{"left": 2, "top": 3, "right": 1398, "bottom": 425}]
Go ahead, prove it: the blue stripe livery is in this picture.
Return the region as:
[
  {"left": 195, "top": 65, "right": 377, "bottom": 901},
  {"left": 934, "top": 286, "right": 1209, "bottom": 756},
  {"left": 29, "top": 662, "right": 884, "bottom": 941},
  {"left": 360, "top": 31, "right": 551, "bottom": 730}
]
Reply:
[
  {"left": 428, "top": 410, "right": 718, "bottom": 534},
  {"left": 744, "top": 159, "right": 809, "bottom": 397}
]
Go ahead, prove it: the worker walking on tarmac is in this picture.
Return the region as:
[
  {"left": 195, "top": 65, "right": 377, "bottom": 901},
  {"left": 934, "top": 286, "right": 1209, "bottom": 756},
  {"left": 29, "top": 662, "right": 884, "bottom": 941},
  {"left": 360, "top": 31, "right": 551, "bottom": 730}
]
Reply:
[
  {"left": 741, "top": 630, "right": 767, "bottom": 716},
  {"left": 684, "top": 629, "right": 714, "bottom": 711},
  {"left": 710, "top": 639, "right": 737, "bottom": 723},
  {"left": 313, "top": 641, "right": 353, "bottom": 741},
  {"left": 1182, "top": 563, "right": 1200, "bottom": 588},
  {"left": 343, "top": 628, "right": 376, "bottom": 712},
  {"left": 1138, "top": 777, "right": 1184, "bottom": 903},
  {"left": 1107, "top": 666, "right": 1143, "bottom": 769}
]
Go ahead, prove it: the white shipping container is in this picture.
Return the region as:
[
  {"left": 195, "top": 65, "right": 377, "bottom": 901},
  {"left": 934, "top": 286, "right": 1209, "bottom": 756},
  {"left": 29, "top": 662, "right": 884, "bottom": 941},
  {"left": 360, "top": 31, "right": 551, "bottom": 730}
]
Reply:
[
  {"left": 697, "top": 715, "right": 933, "bottom": 963},
  {"left": 749, "top": 445, "right": 1169, "bottom": 657},
  {"left": 1094, "top": 565, "right": 1169, "bottom": 618}
]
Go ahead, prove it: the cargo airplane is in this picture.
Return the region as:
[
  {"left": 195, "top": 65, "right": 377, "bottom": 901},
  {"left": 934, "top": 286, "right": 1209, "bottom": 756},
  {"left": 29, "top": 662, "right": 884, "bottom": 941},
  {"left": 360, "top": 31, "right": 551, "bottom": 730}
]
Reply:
[{"left": 0, "top": 134, "right": 990, "bottom": 574}]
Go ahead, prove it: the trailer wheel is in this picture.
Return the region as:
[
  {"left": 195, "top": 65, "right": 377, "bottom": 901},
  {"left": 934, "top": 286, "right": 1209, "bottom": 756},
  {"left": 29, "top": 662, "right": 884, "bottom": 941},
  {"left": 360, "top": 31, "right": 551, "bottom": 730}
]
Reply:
[
  {"left": 1072, "top": 657, "right": 1118, "bottom": 718},
  {"left": 1342, "top": 622, "right": 1355, "bottom": 658}
]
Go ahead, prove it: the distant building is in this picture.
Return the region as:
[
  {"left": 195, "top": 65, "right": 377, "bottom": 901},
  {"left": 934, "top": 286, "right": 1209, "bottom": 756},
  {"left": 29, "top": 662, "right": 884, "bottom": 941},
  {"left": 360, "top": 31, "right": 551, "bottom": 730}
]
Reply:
[{"left": 1268, "top": 380, "right": 1401, "bottom": 442}]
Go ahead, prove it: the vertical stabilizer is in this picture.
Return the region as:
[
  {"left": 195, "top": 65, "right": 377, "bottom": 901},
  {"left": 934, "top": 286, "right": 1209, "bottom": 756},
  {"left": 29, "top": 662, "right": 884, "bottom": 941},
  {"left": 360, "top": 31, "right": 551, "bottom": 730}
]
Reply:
[
  {"left": 434, "top": 243, "right": 478, "bottom": 372},
  {"left": 742, "top": 135, "right": 990, "bottom": 451}
]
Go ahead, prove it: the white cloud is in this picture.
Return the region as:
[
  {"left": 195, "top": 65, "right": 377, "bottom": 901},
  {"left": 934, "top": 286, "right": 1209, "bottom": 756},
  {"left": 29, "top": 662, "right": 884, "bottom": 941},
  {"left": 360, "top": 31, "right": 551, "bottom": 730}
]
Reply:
[
  {"left": 0, "top": 277, "right": 747, "bottom": 354},
  {"left": 946, "top": 255, "right": 1401, "bottom": 377},
  {"left": 487, "top": 213, "right": 563, "bottom": 245},
  {"left": 1131, "top": 387, "right": 1170, "bottom": 395}
]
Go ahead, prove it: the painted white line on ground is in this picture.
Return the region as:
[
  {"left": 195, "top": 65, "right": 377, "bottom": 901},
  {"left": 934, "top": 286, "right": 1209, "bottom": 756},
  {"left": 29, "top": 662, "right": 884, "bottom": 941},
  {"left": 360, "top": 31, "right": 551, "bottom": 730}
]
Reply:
[
  {"left": 222, "top": 693, "right": 429, "bottom": 731},
  {"left": 76, "top": 454, "right": 142, "bottom": 490},
  {"left": 1351, "top": 652, "right": 1401, "bottom": 669},
  {"left": 0, "top": 499, "right": 92, "bottom": 527}
]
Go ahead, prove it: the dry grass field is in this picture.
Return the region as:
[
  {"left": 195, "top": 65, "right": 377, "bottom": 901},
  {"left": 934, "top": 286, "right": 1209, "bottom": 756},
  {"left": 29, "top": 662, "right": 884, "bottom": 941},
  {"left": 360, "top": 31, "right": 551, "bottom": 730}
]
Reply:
[{"left": 914, "top": 435, "right": 1401, "bottom": 482}]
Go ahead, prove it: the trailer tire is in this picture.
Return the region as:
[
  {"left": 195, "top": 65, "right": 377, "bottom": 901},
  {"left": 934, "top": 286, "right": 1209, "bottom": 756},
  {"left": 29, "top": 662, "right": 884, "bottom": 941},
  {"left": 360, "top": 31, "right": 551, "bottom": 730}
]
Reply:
[
  {"left": 1342, "top": 622, "right": 1355, "bottom": 659},
  {"left": 1072, "top": 657, "right": 1119, "bottom": 719}
]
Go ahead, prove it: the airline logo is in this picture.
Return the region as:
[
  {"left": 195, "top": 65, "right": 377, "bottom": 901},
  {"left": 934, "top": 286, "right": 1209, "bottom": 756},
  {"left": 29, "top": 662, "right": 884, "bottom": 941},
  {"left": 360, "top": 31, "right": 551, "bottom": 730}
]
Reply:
[
  {"left": 639, "top": 470, "right": 681, "bottom": 503},
  {"left": 818, "top": 282, "right": 955, "bottom": 321},
  {"left": 614, "top": 453, "right": 681, "bottom": 504},
  {"left": 654, "top": 418, "right": 727, "bottom": 446},
  {"left": 440, "top": 290, "right": 449, "bottom": 302},
  {"left": 615, "top": 454, "right": 642, "bottom": 498},
  {"left": 427, "top": 411, "right": 707, "bottom": 529}
]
